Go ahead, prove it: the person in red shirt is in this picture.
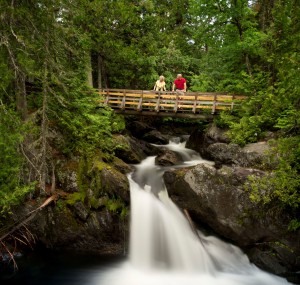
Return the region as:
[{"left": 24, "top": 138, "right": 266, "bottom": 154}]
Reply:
[{"left": 172, "top": 74, "right": 187, "bottom": 94}]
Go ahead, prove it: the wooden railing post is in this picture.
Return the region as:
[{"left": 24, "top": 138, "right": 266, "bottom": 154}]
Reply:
[
  {"left": 138, "top": 90, "right": 143, "bottom": 111},
  {"left": 174, "top": 93, "right": 179, "bottom": 112},
  {"left": 231, "top": 95, "right": 235, "bottom": 112},
  {"left": 193, "top": 95, "right": 197, "bottom": 114},
  {"left": 121, "top": 89, "right": 126, "bottom": 109},
  {"left": 155, "top": 92, "right": 161, "bottom": 112},
  {"left": 212, "top": 94, "right": 217, "bottom": 114},
  {"left": 104, "top": 89, "right": 109, "bottom": 105}
]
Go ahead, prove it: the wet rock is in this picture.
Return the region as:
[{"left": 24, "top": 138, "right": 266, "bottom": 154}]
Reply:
[
  {"left": 73, "top": 201, "right": 89, "bottom": 221},
  {"left": 155, "top": 148, "right": 183, "bottom": 166},
  {"left": 142, "top": 130, "right": 169, "bottom": 145},
  {"left": 248, "top": 248, "right": 287, "bottom": 275},
  {"left": 28, "top": 204, "right": 127, "bottom": 255},
  {"left": 114, "top": 134, "right": 159, "bottom": 163},
  {"left": 126, "top": 120, "right": 155, "bottom": 138},
  {"left": 186, "top": 124, "right": 229, "bottom": 155},
  {"left": 113, "top": 134, "right": 144, "bottom": 163},
  {"left": 100, "top": 168, "right": 130, "bottom": 202},
  {"left": 112, "top": 157, "right": 134, "bottom": 174}
]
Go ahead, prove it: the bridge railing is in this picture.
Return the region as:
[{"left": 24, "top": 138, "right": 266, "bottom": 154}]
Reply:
[{"left": 99, "top": 89, "right": 246, "bottom": 115}]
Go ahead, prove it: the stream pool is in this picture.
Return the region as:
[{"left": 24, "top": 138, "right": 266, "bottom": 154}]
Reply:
[{"left": 0, "top": 251, "right": 125, "bottom": 285}]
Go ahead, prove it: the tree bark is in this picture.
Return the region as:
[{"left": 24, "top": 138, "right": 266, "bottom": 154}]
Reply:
[
  {"left": 86, "top": 51, "right": 93, "bottom": 88},
  {"left": 97, "top": 53, "right": 103, "bottom": 90},
  {"left": 40, "top": 63, "right": 48, "bottom": 193},
  {"left": 15, "top": 71, "right": 28, "bottom": 121}
]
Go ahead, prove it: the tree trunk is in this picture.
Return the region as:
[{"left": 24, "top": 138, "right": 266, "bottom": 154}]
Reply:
[
  {"left": 15, "top": 71, "right": 28, "bottom": 121},
  {"left": 39, "top": 63, "right": 49, "bottom": 193},
  {"left": 97, "top": 53, "right": 103, "bottom": 90},
  {"left": 86, "top": 51, "right": 93, "bottom": 88},
  {"left": 245, "top": 53, "right": 253, "bottom": 79}
]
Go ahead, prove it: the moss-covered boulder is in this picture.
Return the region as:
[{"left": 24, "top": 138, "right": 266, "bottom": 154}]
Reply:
[
  {"left": 113, "top": 134, "right": 159, "bottom": 163},
  {"left": 56, "top": 158, "right": 81, "bottom": 193},
  {"left": 28, "top": 200, "right": 128, "bottom": 254}
]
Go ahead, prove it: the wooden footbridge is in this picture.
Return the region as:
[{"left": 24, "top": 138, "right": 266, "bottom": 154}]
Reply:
[{"left": 99, "top": 89, "right": 246, "bottom": 119}]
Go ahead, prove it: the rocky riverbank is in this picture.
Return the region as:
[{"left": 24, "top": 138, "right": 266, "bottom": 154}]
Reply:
[
  {"left": 165, "top": 124, "right": 300, "bottom": 283},
  {"left": 10, "top": 119, "right": 299, "bottom": 283}
]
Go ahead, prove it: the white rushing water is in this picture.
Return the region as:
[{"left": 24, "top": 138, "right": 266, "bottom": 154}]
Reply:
[{"left": 97, "top": 140, "right": 292, "bottom": 285}]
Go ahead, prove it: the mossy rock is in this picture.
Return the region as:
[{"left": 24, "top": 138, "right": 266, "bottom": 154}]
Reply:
[
  {"left": 113, "top": 134, "right": 142, "bottom": 163},
  {"left": 100, "top": 167, "right": 130, "bottom": 202},
  {"left": 65, "top": 191, "right": 85, "bottom": 206}
]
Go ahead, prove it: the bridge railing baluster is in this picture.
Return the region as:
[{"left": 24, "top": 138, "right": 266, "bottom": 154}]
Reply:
[
  {"left": 212, "top": 94, "right": 217, "bottom": 114},
  {"left": 193, "top": 95, "right": 197, "bottom": 114},
  {"left": 174, "top": 93, "right": 179, "bottom": 112}
]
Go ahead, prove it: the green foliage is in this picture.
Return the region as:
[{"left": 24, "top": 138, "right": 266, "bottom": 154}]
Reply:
[
  {"left": 58, "top": 92, "right": 125, "bottom": 155},
  {"left": 245, "top": 137, "right": 300, "bottom": 230},
  {"left": 275, "top": 108, "right": 300, "bottom": 134},
  {"left": 190, "top": 73, "right": 215, "bottom": 92},
  {"left": 111, "top": 114, "right": 126, "bottom": 133},
  {"left": 228, "top": 116, "right": 261, "bottom": 146},
  {"left": 0, "top": 106, "right": 33, "bottom": 216},
  {"left": 214, "top": 112, "right": 236, "bottom": 129},
  {"left": 288, "top": 219, "right": 300, "bottom": 232}
]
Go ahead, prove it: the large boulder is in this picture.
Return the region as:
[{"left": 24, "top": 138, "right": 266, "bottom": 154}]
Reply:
[
  {"left": 21, "top": 151, "right": 131, "bottom": 255},
  {"left": 56, "top": 158, "right": 80, "bottom": 193},
  {"left": 186, "top": 124, "right": 229, "bottom": 155},
  {"left": 163, "top": 163, "right": 300, "bottom": 278},
  {"left": 113, "top": 134, "right": 159, "bottom": 163},
  {"left": 142, "top": 130, "right": 169, "bottom": 145},
  {"left": 126, "top": 120, "right": 155, "bottom": 138},
  {"left": 205, "top": 142, "right": 271, "bottom": 168},
  {"left": 186, "top": 125, "right": 272, "bottom": 169},
  {"left": 155, "top": 148, "right": 183, "bottom": 166},
  {"left": 100, "top": 167, "right": 130, "bottom": 202},
  {"left": 27, "top": 203, "right": 128, "bottom": 255}
]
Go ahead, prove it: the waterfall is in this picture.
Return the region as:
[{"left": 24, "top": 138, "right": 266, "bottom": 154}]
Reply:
[{"left": 98, "top": 140, "right": 293, "bottom": 285}]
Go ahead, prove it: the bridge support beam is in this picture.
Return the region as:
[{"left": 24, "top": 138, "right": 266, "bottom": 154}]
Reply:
[{"left": 113, "top": 109, "right": 214, "bottom": 120}]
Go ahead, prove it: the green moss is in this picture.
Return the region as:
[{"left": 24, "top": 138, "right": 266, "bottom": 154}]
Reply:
[
  {"left": 55, "top": 200, "right": 67, "bottom": 211},
  {"left": 90, "top": 196, "right": 100, "bottom": 209},
  {"left": 273, "top": 241, "right": 294, "bottom": 253},
  {"left": 177, "top": 169, "right": 187, "bottom": 177},
  {"left": 105, "top": 197, "right": 128, "bottom": 219},
  {"left": 77, "top": 157, "right": 90, "bottom": 192},
  {"left": 94, "top": 160, "right": 110, "bottom": 171},
  {"left": 66, "top": 191, "right": 85, "bottom": 206},
  {"left": 112, "top": 134, "right": 131, "bottom": 152}
]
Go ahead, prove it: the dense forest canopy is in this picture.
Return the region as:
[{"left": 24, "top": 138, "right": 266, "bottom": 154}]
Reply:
[{"left": 0, "top": 0, "right": 299, "bottom": 227}]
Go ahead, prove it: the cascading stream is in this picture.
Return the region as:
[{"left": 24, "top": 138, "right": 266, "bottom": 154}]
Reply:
[{"left": 97, "top": 140, "right": 293, "bottom": 285}]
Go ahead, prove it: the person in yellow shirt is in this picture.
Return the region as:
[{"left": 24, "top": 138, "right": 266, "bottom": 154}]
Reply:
[{"left": 153, "top": 75, "right": 166, "bottom": 91}]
